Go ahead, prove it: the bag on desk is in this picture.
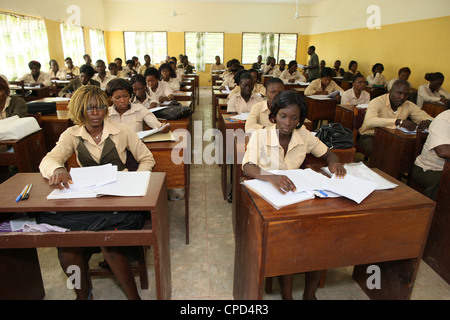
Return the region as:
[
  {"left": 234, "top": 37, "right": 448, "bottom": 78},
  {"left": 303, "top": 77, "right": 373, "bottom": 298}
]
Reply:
[
  {"left": 0, "top": 116, "right": 40, "bottom": 140},
  {"left": 152, "top": 100, "right": 192, "bottom": 120},
  {"left": 26, "top": 102, "right": 56, "bottom": 115},
  {"left": 315, "top": 123, "right": 354, "bottom": 149}
]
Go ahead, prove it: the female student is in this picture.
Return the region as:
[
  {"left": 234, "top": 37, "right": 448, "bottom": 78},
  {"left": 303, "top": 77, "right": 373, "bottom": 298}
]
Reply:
[
  {"left": 342, "top": 60, "right": 361, "bottom": 82},
  {"left": 106, "top": 78, "right": 169, "bottom": 133},
  {"left": 159, "top": 63, "right": 180, "bottom": 91},
  {"left": 272, "top": 59, "right": 286, "bottom": 78},
  {"left": 387, "top": 67, "right": 411, "bottom": 92},
  {"left": 48, "top": 59, "right": 67, "bottom": 80},
  {"left": 367, "top": 63, "right": 388, "bottom": 87},
  {"left": 245, "top": 77, "right": 284, "bottom": 133},
  {"left": 228, "top": 69, "right": 266, "bottom": 99},
  {"left": 280, "top": 60, "right": 306, "bottom": 83},
  {"left": 242, "top": 90, "right": 346, "bottom": 300},
  {"left": 0, "top": 76, "right": 27, "bottom": 119},
  {"left": 416, "top": 72, "right": 450, "bottom": 108},
  {"left": 59, "top": 65, "right": 100, "bottom": 98},
  {"left": 227, "top": 71, "right": 263, "bottom": 114},
  {"left": 130, "top": 74, "right": 157, "bottom": 109},
  {"left": 38, "top": 85, "right": 155, "bottom": 300},
  {"left": 304, "top": 67, "right": 344, "bottom": 96},
  {"left": 413, "top": 108, "right": 450, "bottom": 201},
  {"left": 340, "top": 74, "right": 370, "bottom": 105},
  {"left": 144, "top": 67, "right": 174, "bottom": 105},
  {"left": 19, "top": 60, "right": 51, "bottom": 87},
  {"left": 221, "top": 63, "right": 243, "bottom": 89}
]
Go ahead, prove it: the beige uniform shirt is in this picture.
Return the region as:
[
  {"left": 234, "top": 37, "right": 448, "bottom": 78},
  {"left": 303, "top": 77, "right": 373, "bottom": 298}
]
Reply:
[
  {"left": 341, "top": 87, "right": 370, "bottom": 105},
  {"left": 280, "top": 69, "right": 306, "bottom": 83},
  {"left": 48, "top": 69, "right": 67, "bottom": 80},
  {"left": 211, "top": 63, "right": 226, "bottom": 73},
  {"left": 359, "top": 93, "right": 433, "bottom": 136},
  {"left": 227, "top": 92, "right": 263, "bottom": 114},
  {"left": 366, "top": 73, "right": 388, "bottom": 86},
  {"left": 416, "top": 83, "right": 450, "bottom": 108},
  {"left": 386, "top": 78, "right": 412, "bottom": 92},
  {"left": 65, "top": 66, "right": 80, "bottom": 77},
  {"left": 242, "top": 124, "right": 328, "bottom": 170},
  {"left": 148, "top": 81, "right": 173, "bottom": 102},
  {"left": 304, "top": 78, "right": 343, "bottom": 96},
  {"left": 245, "top": 100, "right": 273, "bottom": 133},
  {"left": 138, "top": 64, "right": 155, "bottom": 76},
  {"left": 19, "top": 71, "right": 51, "bottom": 87},
  {"left": 162, "top": 78, "right": 180, "bottom": 92},
  {"left": 108, "top": 103, "right": 162, "bottom": 133},
  {"left": 132, "top": 92, "right": 158, "bottom": 110},
  {"left": 92, "top": 73, "right": 117, "bottom": 89},
  {"left": 228, "top": 83, "right": 266, "bottom": 100},
  {"left": 414, "top": 110, "right": 450, "bottom": 171},
  {"left": 222, "top": 74, "right": 237, "bottom": 88},
  {"left": 39, "top": 119, "right": 155, "bottom": 178}
]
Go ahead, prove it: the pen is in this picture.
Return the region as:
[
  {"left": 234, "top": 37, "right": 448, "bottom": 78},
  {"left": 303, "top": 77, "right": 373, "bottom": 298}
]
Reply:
[
  {"left": 16, "top": 184, "right": 29, "bottom": 202},
  {"left": 22, "top": 184, "right": 33, "bottom": 200},
  {"left": 318, "top": 190, "right": 328, "bottom": 197}
]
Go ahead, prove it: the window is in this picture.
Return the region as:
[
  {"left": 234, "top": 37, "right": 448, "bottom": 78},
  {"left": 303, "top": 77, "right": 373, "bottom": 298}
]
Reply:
[
  {"left": 0, "top": 12, "right": 50, "bottom": 81},
  {"left": 89, "top": 28, "right": 107, "bottom": 64},
  {"left": 124, "top": 31, "right": 167, "bottom": 65},
  {"left": 242, "top": 33, "right": 297, "bottom": 64},
  {"left": 185, "top": 32, "right": 224, "bottom": 71},
  {"left": 60, "top": 22, "right": 85, "bottom": 67}
]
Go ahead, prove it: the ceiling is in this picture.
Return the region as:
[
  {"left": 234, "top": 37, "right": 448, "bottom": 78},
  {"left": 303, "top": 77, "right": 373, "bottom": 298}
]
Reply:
[{"left": 104, "top": 0, "right": 323, "bottom": 4}]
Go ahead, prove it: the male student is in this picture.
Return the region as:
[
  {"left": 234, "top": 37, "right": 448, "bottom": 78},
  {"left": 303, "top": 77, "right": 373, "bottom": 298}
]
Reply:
[
  {"left": 304, "top": 67, "right": 343, "bottom": 96},
  {"left": 92, "top": 60, "right": 117, "bottom": 89},
  {"left": 252, "top": 55, "right": 263, "bottom": 71},
  {"left": 211, "top": 56, "right": 226, "bottom": 74},
  {"left": 358, "top": 80, "right": 433, "bottom": 155},
  {"left": 303, "top": 46, "right": 320, "bottom": 81},
  {"left": 138, "top": 54, "right": 155, "bottom": 75},
  {"left": 64, "top": 57, "right": 80, "bottom": 78},
  {"left": 59, "top": 64, "right": 100, "bottom": 97}
]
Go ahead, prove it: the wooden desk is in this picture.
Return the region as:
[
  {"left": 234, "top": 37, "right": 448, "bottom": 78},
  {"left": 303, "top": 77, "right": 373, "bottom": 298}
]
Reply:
[
  {"left": 233, "top": 169, "right": 435, "bottom": 300},
  {"left": 9, "top": 85, "right": 51, "bottom": 102},
  {"left": 0, "top": 172, "right": 171, "bottom": 300},
  {"left": 290, "top": 87, "right": 305, "bottom": 96},
  {"left": 364, "top": 86, "right": 386, "bottom": 100},
  {"left": 369, "top": 127, "right": 416, "bottom": 180},
  {"left": 333, "top": 104, "right": 367, "bottom": 143},
  {"left": 212, "top": 89, "right": 229, "bottom": 128},
  {"left": 422, "top": 101, "right": 446, "bottom": 118},
  {"left": 28, "top": 97, "right": 70, "bottom": 110},
  {"left": 423, "top": 160, "right": 450, "bottom": 284},
  {"left": 305, "top": 96, "right": 338, "bottom": 130},
  {"left": 183, "top": 74, "right": 199, "bottom": 104},
  {"left": 0, "top": 129, "right": 46, "bottom": 172}
]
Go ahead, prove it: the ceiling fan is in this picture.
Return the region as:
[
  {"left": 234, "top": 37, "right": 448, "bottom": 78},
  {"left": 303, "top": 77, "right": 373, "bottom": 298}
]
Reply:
[{"left": 293, "top": 0, "right": 318, "bottom": 19}]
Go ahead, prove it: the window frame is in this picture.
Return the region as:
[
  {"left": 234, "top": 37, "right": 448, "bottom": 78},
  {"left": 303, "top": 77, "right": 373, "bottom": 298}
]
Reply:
[
  {"left": 184, "top": 31, "right": 225, "bottom": 65},
  {"left": 241, "top": 32, "right": 298, "bottom": 64},
  {"left": 122, "top": 31, "right": 168, "bottom": 63}
]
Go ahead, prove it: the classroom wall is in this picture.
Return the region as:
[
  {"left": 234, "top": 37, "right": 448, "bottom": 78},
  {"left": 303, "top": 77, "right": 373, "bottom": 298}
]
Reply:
[{"left": 305, "top": 16, "right": 450, "bottom": 92}]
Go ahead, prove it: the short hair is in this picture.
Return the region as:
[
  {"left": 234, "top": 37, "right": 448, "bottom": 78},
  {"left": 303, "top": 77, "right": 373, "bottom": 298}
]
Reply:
[
  {"left": 144, "top": 67, "right": 160, "bottom": 79},
  {"left": 371, "top": 63, "right": 384, "bottom": 72},
  {"left": 126, "top": 59, "right": 135, "bottom": 66},
  {"left": 95, "top": 59, "right": 105, "bottom": 66},
  {"left": 144, "top": 54, "right": 150, "bottom": 59},
  {"left": 105, "top": 78, "right": 133, "bottom": 97},
  {"left": 49, "top": 59, "right": 58, "bottom": 66},
  {"left": 67, "top": 85, "right": 109, "bottom": 126},
  {"left": 0, "top": 76, "right": 10, "bottom": 96},
  {"left": 248, "top": 68, "right": 260, "bottom": 82},
  {"left": 130, "top": 74, "right": 147, "bottom": 87},
  {"left": 158, "top": 63, "right": 176, "bottom": 78},
  {"left": 425, "top": 72, "right": 444, "bottom": 82},
  {"left": 309, "top": 46, "right": 316, "bottom": 51},
  {"left": 234, "top": 69, "right": 250, "bottom": 85},
  {"left": 353, "top": 74, "right": 365, "bottom": 82},
  {"left": 320, "top": 67, "right": 334, "bottom": 78},
  {"left": 269, "top": 91, "right": 307, "bottom": 129},
  {"left": 398, "top": 67, "right": 411, "bottom": 75},
  {"left": 108, "top": 62, "right": 118, "bottom": 69},
  {"left": 348, "top": 60, "right": 358, "bottom": 69},
  {"left": 83, "top": 54, "right": 91, "bottom": 59},
  {"left": 238, "top": 71, "right": 254, "bottom": 85},
  {"left": 287, "top": 60, "right": 298, "bottom": 69},
  {"left": 391, "top": 79, "right": 411, "bottom": 91},
  {"left": 65, "top": 57, "right": 72, "bottom": 61},
  {"left": 265, "top": 77, "right": 284, "bottom": 89},
  {"left": 170, "top": 56, "right": 177, "bottom": 63},
  {"left": 28, "top": 60, "right": 41, "bottom": 69},
  {"left": 79, "top": 64, "right": 96, "bottom": 77}
]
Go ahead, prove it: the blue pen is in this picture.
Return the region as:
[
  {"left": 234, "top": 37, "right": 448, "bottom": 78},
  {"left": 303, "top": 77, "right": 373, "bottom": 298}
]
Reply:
[
  {"left": 318, "top": 190, "right": 328, "bottom": 197},
  {"left": 16, "top": 185, "right": 29, "bottom": 202}
]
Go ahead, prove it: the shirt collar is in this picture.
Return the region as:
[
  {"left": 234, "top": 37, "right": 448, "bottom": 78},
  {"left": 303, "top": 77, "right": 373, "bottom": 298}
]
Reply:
[
  {"left": 266, "top": 125, "right": 305, "bottom": 150},
  {"left": 73, "top": 118, "right": 120, "bottom": 142}
]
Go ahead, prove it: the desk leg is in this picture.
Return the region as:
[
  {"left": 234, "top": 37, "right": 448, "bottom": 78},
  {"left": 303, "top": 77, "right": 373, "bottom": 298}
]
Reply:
[
  {"left": 152, "top": 177, "right": 172, "bottom": 300},
  {"left": 185, "top": 162, "right": 190, "bottom": 245},
  {"left": 0, "top": 248, "right": 45, "bottom": 300},
  {"left": 353, "top": 258, "right": 420, "bottom": 300}
]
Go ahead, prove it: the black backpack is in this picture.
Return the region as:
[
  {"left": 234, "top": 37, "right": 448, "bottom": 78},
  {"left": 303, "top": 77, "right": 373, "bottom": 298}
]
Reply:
[{"left": 315, "top": 123, "right": 354, "bottom": 149}]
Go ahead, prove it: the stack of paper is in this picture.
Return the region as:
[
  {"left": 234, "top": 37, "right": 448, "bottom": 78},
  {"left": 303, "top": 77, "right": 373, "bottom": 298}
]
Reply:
[
  {"left": 356, "top": 104, "right": 368, "bottom": 109},
  {"left": 396, "top": 126, "right": 429, "bottom": 135},
  {"left": 137, "top": 123, "right": 170, "bottom": 139},
  {"left": 230, "top": 113, "right": 249, "bottom": 121},
  {"left": 308, "top": 91, "right": 341, "bottom": 100}
]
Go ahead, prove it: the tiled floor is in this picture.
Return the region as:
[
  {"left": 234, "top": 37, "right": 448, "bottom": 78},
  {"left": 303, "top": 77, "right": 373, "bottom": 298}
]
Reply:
[{"left": 37, "top": 88, "right": 449, "bottom": 300}]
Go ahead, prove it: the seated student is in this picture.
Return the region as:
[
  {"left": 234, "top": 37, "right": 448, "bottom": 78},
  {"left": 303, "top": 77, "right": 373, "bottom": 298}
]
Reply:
[
  {"left": 160, "top": 55, "right": 170, "bottom": 66},
  {"left": 138, "top": 54, "right": 155, "bottom": 76},
  {"left": 182, "top": 55, "right": 195, "bottom": 74},
  {"left": 130, "top": 74, "right": 157, "bottom": 110},
  {"left": 250, "top": 69, "right": 266, "bottom": 97},
  {"left": 37, "top": 85, "right": 155, "bottom": 300},
  {"left": 0, "top": 76, "right": 27, "bottom": 119},
  {"left": 332, "top": 60, "right": 345, "bottom": 78},
  {"left": 221, "top": 63, "right": 243, "bottom": 89},
  {"left": 59, "top": 64, "right": 100, "bottom": 97},
  {"left": 159, "top": 63, "right": 180, "bottom": 91},
  {"left": 123, "top": 60, "right": 138, "bottom": 78},
  {"left": 280, "top": 60, "right": 307, "bottom": 83},
  {"left": 304, "top": 67, "right": 344, "bottom": 96},
  {"left": 227, "top": 71, "right": 263, "bottom": 114},
  {"left": 272, "top": 59, "right": 286, "bottom": 78},
  {"left": 144, "top": 67, "right": 174, "bottom": 106},
  {"left": 416, "top": 72, "right": 450, "bottom": 108},
  {"left": 115, "top": 57, "right": 126, "bottom": 74},
  {"left": 48, "top": 59, "right": 67, "bottom": 80},
  {"left": 132, "top": 56, "right": 141, "bottom": 72},
  {"left": 251, "top": 55, "right": 263, "bottom": 71},
  {"left": 413, "top": 108, "right": 450, "bottom": 200},
  {"left": 358, "top": 80, "right": 433, "bottom": 156},
  {"left": 169, "top": 60, "right": 183, "bottom": 83},
  {"left": 340, "top": 74, "right": 370, "bottom": 105},
  {"left": 19, "top": 60, "right": 51, "bottom": 87},
  {"left": 342, "top": 60, "right": 362, "bottom": 82},
  {"left": 242, "top": 90, "right": 346, "bottom": 300},
  {"left": 367, "top": 63, "right": 388, "bottom": 87},
  {"left": 319, "top": 60, "right": 326, "bottom": 75},
  {"left": 64, "top": 57, "right": 80, "bottom": 78},
  {"left": 106, "top": 78, "right": 169, "bottom": 133},
  {"left": 245, "top": 77, "right": 284, "bottom": 133},
  {"left": 387, "top": 67, "right": 412, "bottom": 92},
  {"left": 228, "top": 69, "right": 266, "bottom": 99},
  {"left": 108, "top": 62, "right": 124, "bottom": 79},
  {"left": 211, "top": 55, "right": 226, "bottom": 74},
  {"left": 263, "top": 57, "right": 277, "bottom": 76},
  {"left": 83, "top": 54, "right": 95, "bottom": 69},
  {"left": 92, "top": 60, "right": 117, "bottom": 89}
]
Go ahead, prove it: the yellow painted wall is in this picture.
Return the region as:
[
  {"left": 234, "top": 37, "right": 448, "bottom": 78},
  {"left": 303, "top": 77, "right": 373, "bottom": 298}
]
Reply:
[
  {"left": 104, "top": 31, "right": 125, "bottom": 64},
  {"left": 44, "top": 19, "right": 65, "bottom": 68},
  {"left": 305, "top": 16, "right": 450, "bottom": 91}
]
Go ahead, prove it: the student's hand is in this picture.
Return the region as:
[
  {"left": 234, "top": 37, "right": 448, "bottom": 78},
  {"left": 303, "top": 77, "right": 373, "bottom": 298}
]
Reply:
[
  {"left": 440, "top": 97, "right": 449, "bottom": 104},
  {"left": 266, "top": 175, "right": 297, "bottom": 194},
  {"left": 150, "top": 102, "right": 158, "bottom": 109},
  {"left": 159, "top": 96, "right": 169, "bottom": 103},
  {"left": 398, "top": 119, "right": 417, "bottom": 131},
  {"left": 49, "top": 167, "right": 73, "bottom": 190},
  {"left": 417, "top": 119, "right": 432, "bottom": 131},
  {"left": 161, "top": 124, "right": 171, "bottom": 133},
  {"left": 289, "top": 79, "right": 295, "bottom": 83},
  {"left": 328, "top": 162, "right": 346, "bottom": 178}
]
